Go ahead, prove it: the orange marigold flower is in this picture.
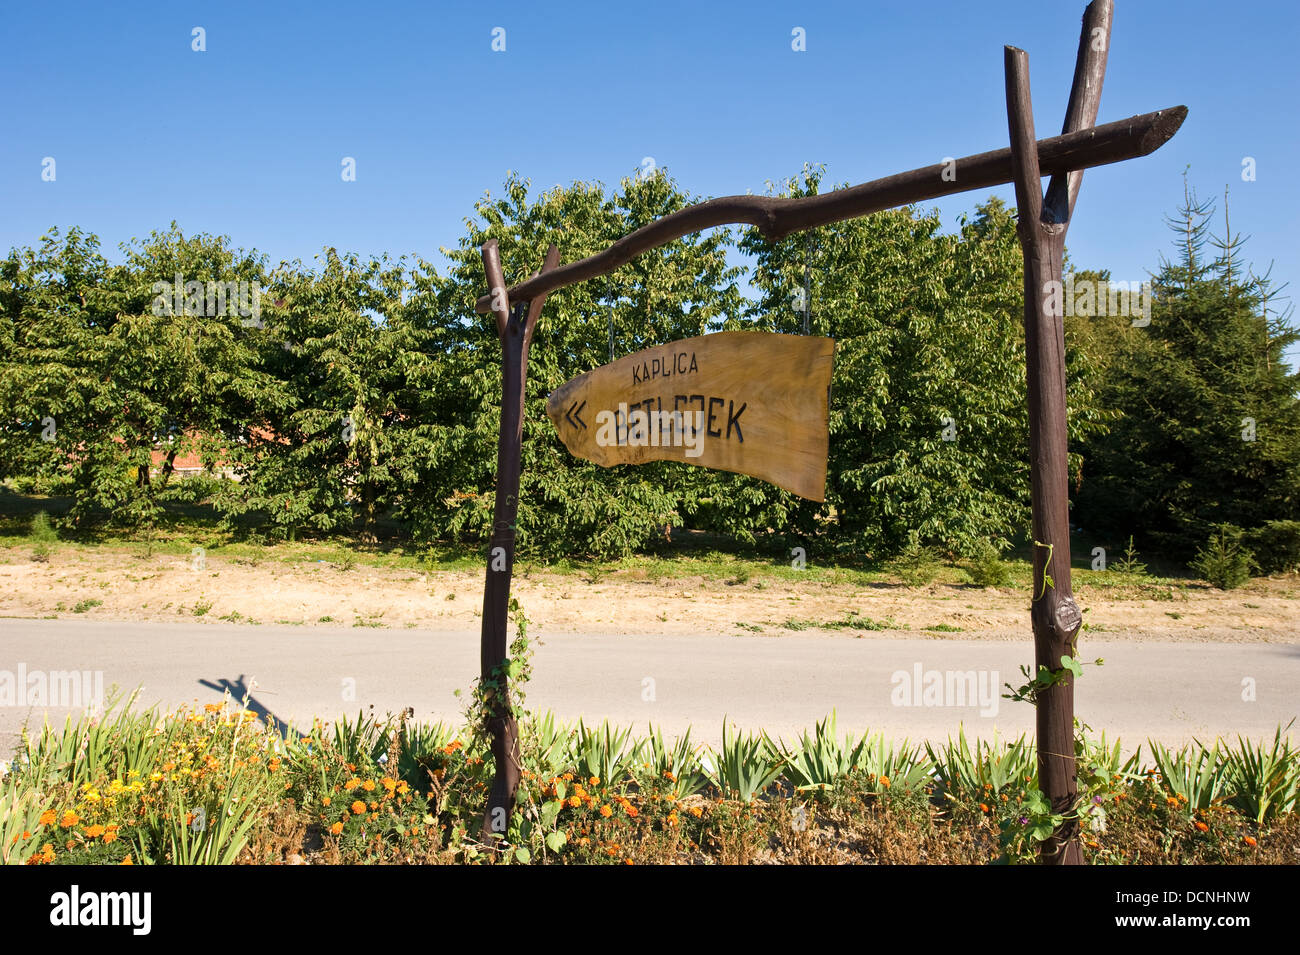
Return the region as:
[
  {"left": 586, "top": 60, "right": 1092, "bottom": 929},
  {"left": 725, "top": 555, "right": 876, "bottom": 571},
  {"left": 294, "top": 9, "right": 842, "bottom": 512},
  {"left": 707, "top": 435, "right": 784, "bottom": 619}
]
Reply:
[
  {"left": 321, "top": 796, "right": 331, "bottom": 807},
  {"left": 589, "top": 777, "right": 600, "bottom": 787},
  {"left": 624, "top": 806, "right": 638, "bottom": 817},
  {"left": 38, "top": 810, "right": 55, "bottom": 827},
  {"left": 1195, "top": 821, "right": 1209, "bottom": 832},
  {"left": 688, "top": 806, "right": 703, "bottom": 818},
  {"left": 979, "top": 803, "right": 991, "bottom": 813},
  {"left": 162, "top": 762, "right": 175, "bottom": 772},
  {"left": 59, "top": 811, "right": 78, "bottom": 828},
  {"left": 599, "top": 805, "right": 613, "bottom": 818},
  {"left": 568, "top": 796, "right": 581, "bottom": 808},
  {"left": 103, "top": 830, "right": 118, "bottom": 845},
  {"left": 330, "top": 822, "right": 344, "bottom": 835},
  {"left": 120, "top": 855, "right": 133, "bottom": 865},
  {"left": 351, "top": 800, "right": 366, "bottom": 815},
  {"left": 880, "top": 776, "right": 890, "bottom": 789},
  {"left": 381, "top": 777, "right": 396, "bottom": 792},
  {"left": 1243, "top": 836, "right": 1257, "bottom": 847},
  {"left": 362, "top": 780, "right": 376, "bottom": 792},
  {"left": 344, "top": 778, "right": 361, "bottom": 791},
  {"left": 83, "top": 824, "right": 106, "bottom": 838}
]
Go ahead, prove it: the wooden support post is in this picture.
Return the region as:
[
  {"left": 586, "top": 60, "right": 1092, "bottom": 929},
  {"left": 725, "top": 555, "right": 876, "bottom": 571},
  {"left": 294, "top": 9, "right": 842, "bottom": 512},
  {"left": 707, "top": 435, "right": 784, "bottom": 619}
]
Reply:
[
  {"left": 1002, "top": 0, "right": 1112, "bottom": 865},
  {"left": 478, "top": 239, "right": 561, "bottom": 843}
]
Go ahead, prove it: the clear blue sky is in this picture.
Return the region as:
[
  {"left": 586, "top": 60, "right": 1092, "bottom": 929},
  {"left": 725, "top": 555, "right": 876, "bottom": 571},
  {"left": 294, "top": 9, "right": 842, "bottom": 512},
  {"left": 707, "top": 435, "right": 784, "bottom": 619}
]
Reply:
[{"left": 2, "top": 0, "right": 1296, "bottom": 362}]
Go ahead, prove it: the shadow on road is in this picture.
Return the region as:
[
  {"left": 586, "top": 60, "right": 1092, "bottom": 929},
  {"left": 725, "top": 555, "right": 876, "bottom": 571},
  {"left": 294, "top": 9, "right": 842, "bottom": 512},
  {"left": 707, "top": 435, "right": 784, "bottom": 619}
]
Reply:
[{"left": 197, "top": 673, "right": 301, "bottom": 739}]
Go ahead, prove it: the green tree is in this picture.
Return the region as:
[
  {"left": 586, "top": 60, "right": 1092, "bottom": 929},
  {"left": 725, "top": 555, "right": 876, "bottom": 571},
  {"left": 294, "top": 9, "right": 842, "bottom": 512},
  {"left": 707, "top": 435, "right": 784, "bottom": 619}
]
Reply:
[
  {"left": 741, "top": 168, "right": 1109, "bottom": 560},
  {"left": 408, "top": 170, "right": 751, "bottom": 559},
  {"left": 1074, "top": 182, "right": 1300, "bottom": 559},
  {"left": 0, "top": 225, "right": 274, "bottom": 539},
  {"left": 212, "top": 249, "right": 442, "bottom": 542}
]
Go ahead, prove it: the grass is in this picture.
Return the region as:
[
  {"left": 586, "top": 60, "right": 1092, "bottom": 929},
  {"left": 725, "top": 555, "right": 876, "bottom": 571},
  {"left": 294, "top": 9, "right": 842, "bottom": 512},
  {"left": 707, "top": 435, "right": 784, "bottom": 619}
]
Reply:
[
  {"left": 4, "top": 697, "right": 1296, "bottom": 866},
  {"left": 781, "top": 613, "right": 903, "bottom": 632}
]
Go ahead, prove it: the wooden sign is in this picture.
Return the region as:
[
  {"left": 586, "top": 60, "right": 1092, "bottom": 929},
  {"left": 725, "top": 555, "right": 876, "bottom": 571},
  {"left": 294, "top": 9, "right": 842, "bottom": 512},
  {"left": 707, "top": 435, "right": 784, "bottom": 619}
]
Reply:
[{"left": 545, "top": 331, "right": 835, "bottom": 501}]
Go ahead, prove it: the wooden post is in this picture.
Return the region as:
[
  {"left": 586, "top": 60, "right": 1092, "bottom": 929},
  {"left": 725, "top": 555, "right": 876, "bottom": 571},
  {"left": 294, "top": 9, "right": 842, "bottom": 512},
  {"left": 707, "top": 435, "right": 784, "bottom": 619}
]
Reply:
[
  {"left": 1002, "top": 0, "right": 1112, "bottom": 865},
  {"left": 478, "top": 239, "right": 560, "bottom": 843}
]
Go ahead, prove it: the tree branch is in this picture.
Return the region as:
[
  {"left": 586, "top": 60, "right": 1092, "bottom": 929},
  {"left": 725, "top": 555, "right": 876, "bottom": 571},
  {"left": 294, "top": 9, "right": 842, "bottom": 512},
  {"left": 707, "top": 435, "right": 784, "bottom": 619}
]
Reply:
[{"left": 475, "top": 104, "right": 1186, "bottom": 313}]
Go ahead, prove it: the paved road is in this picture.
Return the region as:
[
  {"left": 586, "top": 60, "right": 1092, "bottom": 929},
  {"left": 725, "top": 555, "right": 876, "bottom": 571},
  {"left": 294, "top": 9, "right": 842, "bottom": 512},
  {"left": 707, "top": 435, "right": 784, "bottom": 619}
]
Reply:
[{"left": 1, "top": 619, "right": 1296, "bottom": 754}]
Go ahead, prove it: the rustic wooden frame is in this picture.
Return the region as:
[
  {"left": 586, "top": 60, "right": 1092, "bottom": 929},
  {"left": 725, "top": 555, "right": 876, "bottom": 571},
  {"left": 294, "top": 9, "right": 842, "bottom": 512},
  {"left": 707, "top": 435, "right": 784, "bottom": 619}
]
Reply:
[{"left": 472, "top": 0, "right": 1177, "bottom": 862}]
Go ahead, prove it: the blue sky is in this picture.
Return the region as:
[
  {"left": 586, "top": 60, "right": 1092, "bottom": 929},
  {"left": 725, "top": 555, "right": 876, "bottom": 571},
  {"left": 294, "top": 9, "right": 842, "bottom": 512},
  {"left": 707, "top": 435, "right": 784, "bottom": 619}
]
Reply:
[{"left": 2, "top": 0, "right": 1296, "bottom": 362}]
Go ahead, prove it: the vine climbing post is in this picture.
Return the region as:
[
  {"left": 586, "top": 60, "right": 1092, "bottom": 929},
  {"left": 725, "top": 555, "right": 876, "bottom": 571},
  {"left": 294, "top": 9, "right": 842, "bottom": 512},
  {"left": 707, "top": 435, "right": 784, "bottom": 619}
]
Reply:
[
  {"left": 1003, "top": 0, "right": 1112, "bottom": 864},
  {"left": 477, "top": 239, "right": 561, "bottom": 843}
]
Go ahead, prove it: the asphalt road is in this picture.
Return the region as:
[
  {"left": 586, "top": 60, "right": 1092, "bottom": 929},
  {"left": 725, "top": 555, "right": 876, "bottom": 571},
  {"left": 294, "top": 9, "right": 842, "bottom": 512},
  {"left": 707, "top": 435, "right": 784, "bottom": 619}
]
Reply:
[{"left": 1, "top": 618, "right": 1296, "bottom": 754}]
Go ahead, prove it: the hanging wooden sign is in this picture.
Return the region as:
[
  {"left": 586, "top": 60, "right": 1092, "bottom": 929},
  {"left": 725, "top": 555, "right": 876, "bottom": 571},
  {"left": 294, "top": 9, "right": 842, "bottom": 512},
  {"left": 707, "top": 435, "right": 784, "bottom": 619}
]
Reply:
[{"left": 545, "top": 330, "right": 835, "bottom": 501}]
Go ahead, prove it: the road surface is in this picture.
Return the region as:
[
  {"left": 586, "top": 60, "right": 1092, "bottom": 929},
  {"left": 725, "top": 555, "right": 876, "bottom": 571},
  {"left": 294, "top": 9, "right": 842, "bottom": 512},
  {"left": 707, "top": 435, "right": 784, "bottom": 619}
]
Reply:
[{"left": 1, "top": 619, "right": 1295, "bottom": 754}]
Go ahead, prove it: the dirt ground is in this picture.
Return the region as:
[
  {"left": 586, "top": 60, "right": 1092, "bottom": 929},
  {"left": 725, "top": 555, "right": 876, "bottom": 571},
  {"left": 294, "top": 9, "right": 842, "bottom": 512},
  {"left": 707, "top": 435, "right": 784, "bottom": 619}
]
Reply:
[{"left": 1, "top": 545, "right": 1296, "bottom": 643}]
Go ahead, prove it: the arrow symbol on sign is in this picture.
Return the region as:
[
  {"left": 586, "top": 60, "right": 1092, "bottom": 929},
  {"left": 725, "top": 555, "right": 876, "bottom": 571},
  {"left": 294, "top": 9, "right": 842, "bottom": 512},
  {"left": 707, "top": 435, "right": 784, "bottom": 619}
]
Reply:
[{"left": 565, "top": 399, "right": 587, "bottom": 430}]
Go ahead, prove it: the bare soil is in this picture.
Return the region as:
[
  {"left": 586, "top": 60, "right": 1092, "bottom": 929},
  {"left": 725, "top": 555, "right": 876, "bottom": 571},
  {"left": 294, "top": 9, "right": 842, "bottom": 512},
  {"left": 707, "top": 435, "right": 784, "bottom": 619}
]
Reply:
[{"left": 2, "top": 546, "right": 1296, "bottom": 643}]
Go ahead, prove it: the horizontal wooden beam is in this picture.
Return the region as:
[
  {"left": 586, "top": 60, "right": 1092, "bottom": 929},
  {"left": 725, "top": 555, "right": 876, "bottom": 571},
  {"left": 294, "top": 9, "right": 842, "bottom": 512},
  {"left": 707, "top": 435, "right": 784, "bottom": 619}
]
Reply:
[{"left": 475, "top": 105, "right": 1186, "bottom": 313}]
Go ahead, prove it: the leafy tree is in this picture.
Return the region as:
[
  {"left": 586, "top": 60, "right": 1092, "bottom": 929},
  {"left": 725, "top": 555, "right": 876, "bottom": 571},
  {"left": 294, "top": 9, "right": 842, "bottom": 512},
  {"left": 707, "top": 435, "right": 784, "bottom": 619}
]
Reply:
[
  {"left": 410, "top": 170, "right": 750, "bottom": 559},
  {"left": 212, "top": 249, "right": 440, "bottom": 542},
  {"left": 741, "top": 167, "right": 1109, "bottom": 560},
  {"left": 0, "top": 225, "right": 273, "bottom": 540},
  {"left": 1074, "top": 182, "right": 1300, "bottom": 559}
]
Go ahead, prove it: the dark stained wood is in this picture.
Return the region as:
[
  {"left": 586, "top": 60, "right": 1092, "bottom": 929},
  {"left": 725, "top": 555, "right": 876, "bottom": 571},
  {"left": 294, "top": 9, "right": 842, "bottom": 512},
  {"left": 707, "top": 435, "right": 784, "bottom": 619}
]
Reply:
[
  {"left": 1003, "top": 0, "right": 1115, "bottom": 867},
  {"left": 476, "top": 104, "right": 1185, "bottom": 314},
  {"left": 477, "top": 240, "right": 560, "bottom": 843},
  {"left": 1046, "top": 0, "right": 1114, "bottom": 225}
]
